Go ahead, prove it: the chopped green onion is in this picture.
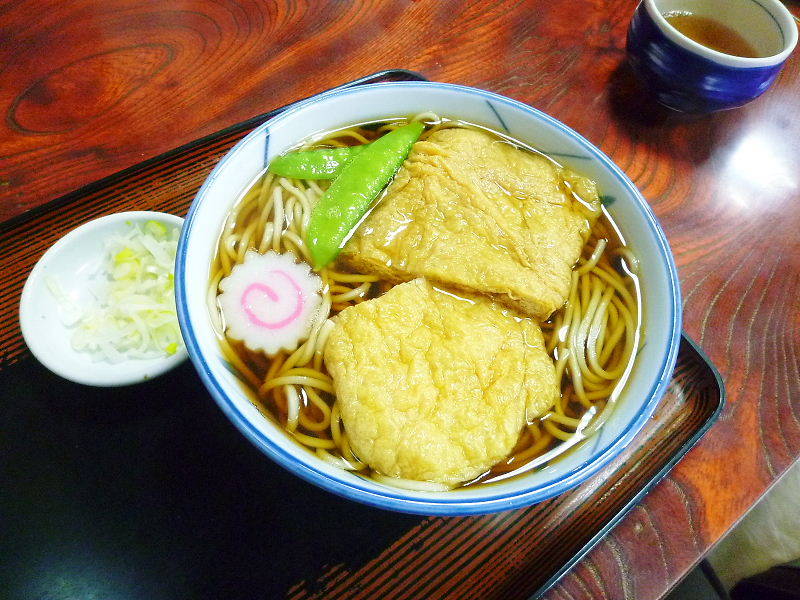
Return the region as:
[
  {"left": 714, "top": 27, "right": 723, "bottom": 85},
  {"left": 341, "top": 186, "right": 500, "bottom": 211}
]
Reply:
[{"left": 49, "top": 220, "right": 184, "bottom": 363}]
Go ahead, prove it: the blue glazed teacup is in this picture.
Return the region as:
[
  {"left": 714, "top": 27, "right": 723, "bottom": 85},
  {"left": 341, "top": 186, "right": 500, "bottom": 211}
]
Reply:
[{"left": 627, "top": 0, "right": 798, "bottom": 113}]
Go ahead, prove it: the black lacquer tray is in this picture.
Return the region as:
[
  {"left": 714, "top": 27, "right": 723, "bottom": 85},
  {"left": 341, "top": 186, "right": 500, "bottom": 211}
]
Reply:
[{"left": 0, "top": 69, "right": 725, "bottom": 600}]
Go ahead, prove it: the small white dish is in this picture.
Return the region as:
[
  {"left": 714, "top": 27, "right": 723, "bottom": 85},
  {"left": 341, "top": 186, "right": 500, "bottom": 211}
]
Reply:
[{"left": 19, "top": 211, "right": 187, "bottom": 387}]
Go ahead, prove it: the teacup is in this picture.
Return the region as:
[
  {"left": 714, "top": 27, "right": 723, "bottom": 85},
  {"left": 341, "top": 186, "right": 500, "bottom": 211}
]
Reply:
[{"left": 627, "top": 0, "right": 798, "bottom": 113}]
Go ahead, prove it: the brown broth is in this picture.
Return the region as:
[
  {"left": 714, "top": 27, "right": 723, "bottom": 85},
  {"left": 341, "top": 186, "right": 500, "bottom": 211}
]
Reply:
[
  {"left": 664, "top": 12, "right": 762, "bottom": 58},
  {"left": 211, "top": 119, "right": 642, "bottom": 490}
]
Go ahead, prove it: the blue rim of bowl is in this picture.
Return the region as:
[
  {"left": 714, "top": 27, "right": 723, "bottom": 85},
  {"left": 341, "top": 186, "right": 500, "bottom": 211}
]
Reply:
[{"left": 175, "top": 82, "right": 682, "bottom": 515}]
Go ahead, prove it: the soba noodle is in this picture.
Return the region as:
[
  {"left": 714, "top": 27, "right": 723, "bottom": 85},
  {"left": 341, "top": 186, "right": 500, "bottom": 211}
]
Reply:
[{"left": 209, "top": 117, "right": 641, "bottom": 488}]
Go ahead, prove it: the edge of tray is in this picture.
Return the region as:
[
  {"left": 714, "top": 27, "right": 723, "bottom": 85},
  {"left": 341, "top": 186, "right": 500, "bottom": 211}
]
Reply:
[{"left": 533, "top": 331, "right": 726, "bottom": 598}]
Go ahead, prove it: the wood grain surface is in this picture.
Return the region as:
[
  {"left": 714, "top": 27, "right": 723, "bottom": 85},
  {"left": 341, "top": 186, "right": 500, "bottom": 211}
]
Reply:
[{"left": 1, "top": 1, "right": 798, "bottom": 598}]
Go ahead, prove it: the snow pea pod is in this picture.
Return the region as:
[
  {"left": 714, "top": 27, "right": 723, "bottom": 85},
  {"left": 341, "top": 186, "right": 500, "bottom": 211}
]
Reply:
[
  {"left": 269, "top": 145, "right": 367, "bottom": 179},
  {"left": 307, "top": 122, "right": 425, "bottom": 268}
]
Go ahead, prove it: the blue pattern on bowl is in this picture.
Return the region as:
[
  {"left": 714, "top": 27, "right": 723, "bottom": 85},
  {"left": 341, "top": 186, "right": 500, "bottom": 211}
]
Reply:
[
  {"left": 262, "top": 130, "right": 271, "bottom": 169},
  {"left": 485, "top": 99, "right": 509, "bottom": 131},
  {"left": 626, "top": 1, "right": 791, "bottom": 113},
  {"left": 486, "top": 100, "right": 591, "bottom": 161}
]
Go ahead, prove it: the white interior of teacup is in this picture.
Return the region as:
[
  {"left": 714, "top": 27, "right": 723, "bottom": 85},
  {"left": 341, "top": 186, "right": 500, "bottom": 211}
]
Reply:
[{"left": 645, "top": 0, "right": 798, "bottom": 67}]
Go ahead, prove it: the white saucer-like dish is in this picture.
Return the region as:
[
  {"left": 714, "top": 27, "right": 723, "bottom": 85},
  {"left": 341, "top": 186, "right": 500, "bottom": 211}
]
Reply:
[
  {"left": 177, "top": 83, "right": 682, "bottom": 515},
  {"left": 19, "top": 211, "right": 187, "bottom": 387}
]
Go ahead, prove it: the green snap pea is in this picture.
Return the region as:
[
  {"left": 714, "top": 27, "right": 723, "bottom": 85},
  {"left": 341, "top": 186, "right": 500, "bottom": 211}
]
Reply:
[
  {"left": 269, "top": 145, "right": 367, "bottom": 179},
  {"left": 306, "top": 122, "right": 425, "bottom": 268}
]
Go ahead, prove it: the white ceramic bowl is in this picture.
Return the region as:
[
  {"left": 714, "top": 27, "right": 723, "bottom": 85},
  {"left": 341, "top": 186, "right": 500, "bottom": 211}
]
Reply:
[
  {"left": 20, "top": 211, "right": 187, "bottom": 386},
  {"left": 176, "top": 83, "right": 682, "bottom": 515}
]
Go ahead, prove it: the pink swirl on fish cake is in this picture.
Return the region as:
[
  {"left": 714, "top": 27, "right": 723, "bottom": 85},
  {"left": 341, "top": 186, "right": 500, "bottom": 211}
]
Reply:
[{"left": 241, "top": 270, "right": 305, "bottom": 330}]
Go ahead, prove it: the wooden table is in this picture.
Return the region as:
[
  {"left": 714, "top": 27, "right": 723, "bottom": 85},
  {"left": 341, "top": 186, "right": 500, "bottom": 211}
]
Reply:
[{"left": 2, "top": 1, "right": 798, "bottom": 598}]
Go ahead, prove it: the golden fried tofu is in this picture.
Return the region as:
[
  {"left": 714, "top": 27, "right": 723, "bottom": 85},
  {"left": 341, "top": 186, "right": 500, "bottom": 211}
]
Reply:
[
  {"left": 324, "top": 278, "right": 558, "bottom": 486},
  {"left": 338, "top": 128, "right": 599, "bottom": 320}
]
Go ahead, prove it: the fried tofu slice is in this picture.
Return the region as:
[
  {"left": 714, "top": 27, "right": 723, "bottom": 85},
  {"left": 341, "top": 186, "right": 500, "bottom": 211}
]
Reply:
[
  {"left": 338, "top": 127, "right": 599, "bottom": 320},
  {"left": 324, "top": 278, "right": 558, "bottom": 486}
]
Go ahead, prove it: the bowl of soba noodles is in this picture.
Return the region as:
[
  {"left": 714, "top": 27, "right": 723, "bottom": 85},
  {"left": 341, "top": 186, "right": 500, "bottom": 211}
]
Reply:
[{"left": 175, "top": 82, "right": 681, "bottom": 515}]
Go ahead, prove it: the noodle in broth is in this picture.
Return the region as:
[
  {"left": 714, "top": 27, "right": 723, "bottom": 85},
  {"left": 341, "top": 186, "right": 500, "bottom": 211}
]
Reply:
[{"left": 209, "top": 116, "right": 641, "bottom": 490}]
